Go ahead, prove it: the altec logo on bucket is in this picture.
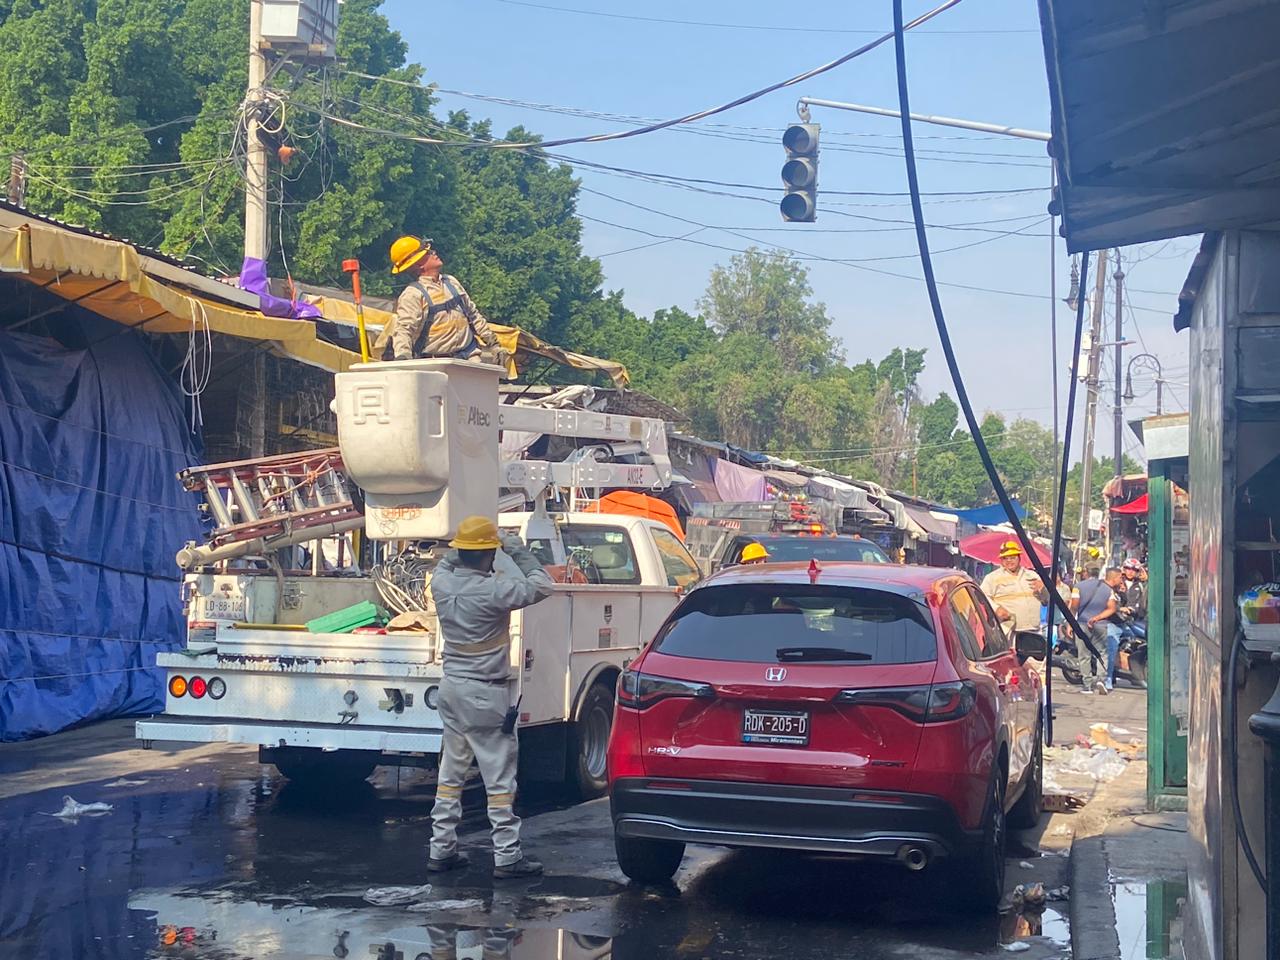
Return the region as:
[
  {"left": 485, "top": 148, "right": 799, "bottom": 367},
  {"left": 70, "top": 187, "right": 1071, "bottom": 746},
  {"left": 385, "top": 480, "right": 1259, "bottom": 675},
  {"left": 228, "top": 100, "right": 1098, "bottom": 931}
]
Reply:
[{"left": 457, "top": 405, "right": 491, "bottom": 427}]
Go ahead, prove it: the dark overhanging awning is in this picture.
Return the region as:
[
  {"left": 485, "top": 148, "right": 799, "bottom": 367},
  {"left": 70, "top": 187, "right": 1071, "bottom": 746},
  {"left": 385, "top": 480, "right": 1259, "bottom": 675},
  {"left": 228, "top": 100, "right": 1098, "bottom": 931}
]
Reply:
[{"left": 1039, "top": 0, "right": 1280, "bottom": 252}]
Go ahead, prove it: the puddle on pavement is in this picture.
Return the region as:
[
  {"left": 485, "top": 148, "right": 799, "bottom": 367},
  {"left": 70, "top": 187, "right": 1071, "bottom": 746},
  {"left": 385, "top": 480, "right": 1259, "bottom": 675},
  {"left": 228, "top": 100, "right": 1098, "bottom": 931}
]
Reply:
[
  {"left": 1112, "top": 878, "right": 1188, "bottom": 959},
  {"left": 1, "top": 773, "right": 1065, "bottom": 960}
]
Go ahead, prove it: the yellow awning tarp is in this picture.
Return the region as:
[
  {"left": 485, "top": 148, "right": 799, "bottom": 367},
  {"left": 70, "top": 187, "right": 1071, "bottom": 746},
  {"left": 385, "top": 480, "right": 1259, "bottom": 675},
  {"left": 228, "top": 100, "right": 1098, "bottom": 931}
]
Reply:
[
  {"left": 1, "top": 219, "right": 631, "bottom": 386},
  {"left": 306, "top": 295, "right": 630, "bottom": 387},
  {"left": 1, "top": 221, "right": 361, "bottom": 372}
]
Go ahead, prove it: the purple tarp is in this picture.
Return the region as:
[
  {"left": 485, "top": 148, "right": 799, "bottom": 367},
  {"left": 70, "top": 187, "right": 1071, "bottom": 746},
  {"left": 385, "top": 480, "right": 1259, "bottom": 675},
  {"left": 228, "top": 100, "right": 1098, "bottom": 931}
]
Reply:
[
  {"left": 713, "top": 458, "right": 767, "bottom": 502},
  {"left": 238, "top": 257, "right": 322, "bottom": 320}
]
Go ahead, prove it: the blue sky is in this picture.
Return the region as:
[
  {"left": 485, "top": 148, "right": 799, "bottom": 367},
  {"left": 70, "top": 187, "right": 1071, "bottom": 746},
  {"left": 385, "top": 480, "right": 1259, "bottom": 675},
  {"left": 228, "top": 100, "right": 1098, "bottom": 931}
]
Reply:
[{"left": 381, "top": 0, "right": 1195, "bottom": 465}]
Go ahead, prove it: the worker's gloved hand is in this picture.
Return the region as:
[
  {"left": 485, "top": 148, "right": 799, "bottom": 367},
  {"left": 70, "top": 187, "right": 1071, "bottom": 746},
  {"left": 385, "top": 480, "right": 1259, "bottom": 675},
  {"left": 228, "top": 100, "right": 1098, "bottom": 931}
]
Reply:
[{"left": 499, "top": 530, "right": 526, "bottom": 553}]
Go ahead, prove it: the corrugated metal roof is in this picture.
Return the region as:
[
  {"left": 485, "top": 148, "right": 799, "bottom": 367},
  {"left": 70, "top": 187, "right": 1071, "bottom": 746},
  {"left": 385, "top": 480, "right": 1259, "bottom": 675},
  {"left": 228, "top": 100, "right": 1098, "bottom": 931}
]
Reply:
[{"left": 1040, "top": 0, "right": 1280, "bottom": 251}]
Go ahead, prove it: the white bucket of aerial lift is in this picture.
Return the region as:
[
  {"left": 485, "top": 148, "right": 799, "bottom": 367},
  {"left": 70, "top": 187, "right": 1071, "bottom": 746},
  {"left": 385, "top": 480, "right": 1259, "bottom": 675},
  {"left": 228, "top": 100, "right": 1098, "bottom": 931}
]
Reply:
[{"left": 335, "top": 358, "right": 503, "bottom": 540}]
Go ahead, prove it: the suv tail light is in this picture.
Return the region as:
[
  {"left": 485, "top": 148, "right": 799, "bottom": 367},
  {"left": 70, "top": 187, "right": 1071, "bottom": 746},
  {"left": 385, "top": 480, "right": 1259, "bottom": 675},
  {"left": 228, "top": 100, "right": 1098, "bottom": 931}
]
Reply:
[
  {"left": 617, "top": 671, "right": 714, "bottom": 710},
  {"left": 834, "top": 680, "right": 976, "bottom": 723}
]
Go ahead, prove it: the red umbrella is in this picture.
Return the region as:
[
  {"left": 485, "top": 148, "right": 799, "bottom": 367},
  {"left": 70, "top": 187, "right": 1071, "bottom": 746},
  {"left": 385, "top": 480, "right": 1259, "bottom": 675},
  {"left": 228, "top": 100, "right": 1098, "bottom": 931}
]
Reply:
[{"left": 959, "top": 530, "right": 1052, "bottom": 569}]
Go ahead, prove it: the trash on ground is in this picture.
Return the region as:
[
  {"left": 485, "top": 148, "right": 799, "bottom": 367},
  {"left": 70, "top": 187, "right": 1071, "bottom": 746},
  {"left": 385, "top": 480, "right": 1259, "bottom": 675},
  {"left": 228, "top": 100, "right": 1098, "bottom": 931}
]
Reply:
[
  {"left": 41, "top": 795, "right": 114, "bottom": 819},
  {"left": 362, "top": 884, "right": 433, "bottom": 906},
  {"left": 1088, "top": 722, "right": 1146, "bottom": 757},
  {"left": 1045, "top": 885, "right": 1070, "bottom": 901},
  {"left": 1019, "top": 860, "right": 1034, "bottom": 869},
  {"left": 1000, "top": 943, "right": 1031, "bottom": 953},
  {"left": 1044, "top": 792, "right": 1087, "bottom": 812},
  {"left": 1046, "top": 744, "right": 1128, "bottom": 781},
  {"left": 103, "top": 778, "right": 148, "bottom": 788},
  {"left": 406, "top": 898, "right": 486, "bottom": 912}
]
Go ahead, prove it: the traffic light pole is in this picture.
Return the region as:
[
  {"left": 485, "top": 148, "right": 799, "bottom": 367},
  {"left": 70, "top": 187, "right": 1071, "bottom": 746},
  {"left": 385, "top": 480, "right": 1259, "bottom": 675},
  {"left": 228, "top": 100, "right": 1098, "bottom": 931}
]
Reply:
[{"left": 796, "top": 98, "right": 1050, "bottom": 142}]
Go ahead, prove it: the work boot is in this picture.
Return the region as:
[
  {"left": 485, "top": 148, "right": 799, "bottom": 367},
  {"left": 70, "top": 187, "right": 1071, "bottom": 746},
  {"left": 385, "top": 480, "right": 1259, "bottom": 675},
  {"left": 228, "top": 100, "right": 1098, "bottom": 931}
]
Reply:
[
  {"left": 493, "top": 856, "right": 543, "bottom": 879},
  {"left": 427, "top": 853, "right": 470, "bottom": 873}
]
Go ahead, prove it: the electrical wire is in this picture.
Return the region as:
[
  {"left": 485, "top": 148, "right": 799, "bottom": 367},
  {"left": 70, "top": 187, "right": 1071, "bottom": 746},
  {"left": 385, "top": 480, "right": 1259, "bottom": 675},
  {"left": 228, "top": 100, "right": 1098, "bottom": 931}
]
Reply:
[
  {"left": 487, "top": 0, "right": 1035, "bottom": 35},
  {"left": 1228, "top": 629, "right": 1269, "bottom": 892},
  {"left": 319, "top": 0, "right": 967, "bottom": 150},
  {"left": 889, "top": 0, "right": 1098, "bottom": 667}
]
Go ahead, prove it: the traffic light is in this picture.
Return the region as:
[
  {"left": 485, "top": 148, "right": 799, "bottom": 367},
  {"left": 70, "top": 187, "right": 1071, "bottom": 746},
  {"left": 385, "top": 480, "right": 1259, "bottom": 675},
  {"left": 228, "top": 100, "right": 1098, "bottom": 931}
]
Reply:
[{"left": 780, "top": 123, "right": 819, "bottom": 222}]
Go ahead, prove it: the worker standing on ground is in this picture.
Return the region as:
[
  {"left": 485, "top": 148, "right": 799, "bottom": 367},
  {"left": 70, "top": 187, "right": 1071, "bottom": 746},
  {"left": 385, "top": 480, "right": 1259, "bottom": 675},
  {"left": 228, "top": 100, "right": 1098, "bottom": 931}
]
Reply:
[
  {"left": 376, "top": 235, "right": 506, "bottom": 364},
  {"left": 428, "top": 516, "right": 553, "bottom": 879},
  {"left": 979, "top": 540, "right": 1049, "bottom": 634}
]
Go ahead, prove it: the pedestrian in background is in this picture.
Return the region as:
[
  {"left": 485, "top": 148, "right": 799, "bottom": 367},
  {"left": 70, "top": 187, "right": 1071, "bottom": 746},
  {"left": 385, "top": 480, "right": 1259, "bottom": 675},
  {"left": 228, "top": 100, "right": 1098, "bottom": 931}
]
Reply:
[
  {"left": 1075, "top": 565, "right": 1123, "bottom": 694},
  {"left": 980, "top": 540, "right": 1048, "bottom": 634}
]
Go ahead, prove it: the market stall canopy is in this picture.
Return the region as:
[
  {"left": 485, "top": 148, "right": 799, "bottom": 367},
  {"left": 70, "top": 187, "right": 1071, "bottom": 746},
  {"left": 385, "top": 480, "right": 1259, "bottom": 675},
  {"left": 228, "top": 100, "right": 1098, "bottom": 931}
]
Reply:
[
  {"left": 807, "top": 475, "right": 870, "bottom": 511},
  {"left": 304, "top": 287, "right": 629, "bottom": 387},
  {"left": 0, "top": 207, "right": 632, "bottom": 386},
  {"left": 0, "top": 208, "right": 356, "bottom": 372},
  {"left": 960, "top": 530, "right": 1053, "bottom": 569},
  {"left": 901, "top": 502, "right": 958, "bottom": 543},
  {"left": 760, "top": 469, "right": 810, "bottom": 491},
  {"left": 943, "top": 501, "right": 1026, "bottom": 526},
  {"left": 1110, "top": 493, "right": 1149, "bottom": 515},
  {"left": 1039, "top": 0, "right": 1280, "bottom": 251},
  {"left": 712, "top": 458, "right": 767, "bottom": 502}
]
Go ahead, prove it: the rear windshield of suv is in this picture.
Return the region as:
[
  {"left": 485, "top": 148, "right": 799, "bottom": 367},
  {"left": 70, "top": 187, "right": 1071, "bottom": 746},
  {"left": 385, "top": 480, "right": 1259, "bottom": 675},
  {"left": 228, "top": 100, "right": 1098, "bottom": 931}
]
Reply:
[
  {"left": 742, "top": 537, "right": 890, "bottom": 564},
  {"left": 653, "top": 583, "right": 937, "bottom": 664}
]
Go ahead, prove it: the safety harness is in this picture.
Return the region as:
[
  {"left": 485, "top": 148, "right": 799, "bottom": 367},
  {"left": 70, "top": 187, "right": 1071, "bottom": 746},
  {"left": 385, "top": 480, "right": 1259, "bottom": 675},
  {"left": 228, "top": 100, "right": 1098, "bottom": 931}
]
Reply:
[{"left": 380, "top": 276, "right": 482, "bottom": 360}]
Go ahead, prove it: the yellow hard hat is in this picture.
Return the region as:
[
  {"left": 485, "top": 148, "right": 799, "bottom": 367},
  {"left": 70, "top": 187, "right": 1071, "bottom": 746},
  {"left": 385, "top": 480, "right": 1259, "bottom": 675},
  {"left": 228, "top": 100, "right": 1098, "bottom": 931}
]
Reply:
[
  {"left": 998, "top": 540, "right": 1022, "bottom": 559},
  {"left": 740, "top": 542, "right": 770, "bottom": 563},
  {"left": 389, "top": 235, "right": 433, "bottom": 274},
  {"left": 449, "top": 515, "right": 502, "bottom": 550}
]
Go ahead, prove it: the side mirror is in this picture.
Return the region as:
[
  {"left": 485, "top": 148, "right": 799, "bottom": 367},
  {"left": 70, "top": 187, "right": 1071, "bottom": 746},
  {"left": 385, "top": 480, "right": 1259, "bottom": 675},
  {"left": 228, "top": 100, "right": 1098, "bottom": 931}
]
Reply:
[{"left": 1014, "top": 630, "right": 1048, "bottom": 663}]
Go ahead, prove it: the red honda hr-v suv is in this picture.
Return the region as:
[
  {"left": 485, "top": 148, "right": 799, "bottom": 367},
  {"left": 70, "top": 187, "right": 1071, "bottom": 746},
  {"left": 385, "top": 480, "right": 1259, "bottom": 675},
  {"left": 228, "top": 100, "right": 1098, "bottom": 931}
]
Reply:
[{"left": 607, "top": 562, "right": 1046, "bottom": 909}]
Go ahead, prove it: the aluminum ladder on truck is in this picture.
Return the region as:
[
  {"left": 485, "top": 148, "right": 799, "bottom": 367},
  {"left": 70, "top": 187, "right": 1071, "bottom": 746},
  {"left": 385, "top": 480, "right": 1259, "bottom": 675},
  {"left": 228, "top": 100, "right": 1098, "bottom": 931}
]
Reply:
[{"left": 175, "top": 448, "right": 364, "bottom": 569}]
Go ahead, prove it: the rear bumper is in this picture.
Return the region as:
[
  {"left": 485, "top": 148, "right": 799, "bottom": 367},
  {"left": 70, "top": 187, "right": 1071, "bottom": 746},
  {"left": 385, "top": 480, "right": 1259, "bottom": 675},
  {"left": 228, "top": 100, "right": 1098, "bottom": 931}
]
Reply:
[
  {"left": 135, "top": 717, "right": 442, "bottom": 754},
  {"left": 610, "top": 778, "right": 979, "bottom": 860}
]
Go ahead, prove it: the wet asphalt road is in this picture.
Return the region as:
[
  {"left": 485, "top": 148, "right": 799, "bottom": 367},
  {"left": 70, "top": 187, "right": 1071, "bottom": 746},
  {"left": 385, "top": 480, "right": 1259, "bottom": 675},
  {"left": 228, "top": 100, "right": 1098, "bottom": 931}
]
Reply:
[{"left": 0, "top": 719, "right": 1076, "bottom": 960}]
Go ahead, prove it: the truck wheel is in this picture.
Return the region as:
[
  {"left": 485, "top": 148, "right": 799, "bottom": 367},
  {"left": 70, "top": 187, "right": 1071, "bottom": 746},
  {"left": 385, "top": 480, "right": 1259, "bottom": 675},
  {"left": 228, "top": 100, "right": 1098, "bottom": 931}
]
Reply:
[
  {"left": 272, "top": 748, "right": 378, "bottom": 790},
  {"left": 615, "top": 833, "right": 685, "bottom": 883},
  {"left": 568, "top": 679, "right": 614, "bottom": 800}
]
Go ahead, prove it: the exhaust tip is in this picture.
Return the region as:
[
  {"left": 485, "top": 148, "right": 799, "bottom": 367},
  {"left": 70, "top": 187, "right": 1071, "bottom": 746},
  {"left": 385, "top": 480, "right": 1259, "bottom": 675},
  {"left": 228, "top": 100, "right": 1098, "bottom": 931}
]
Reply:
[{"left": 897, "top": 844, "right": 929, "bottom": 871}]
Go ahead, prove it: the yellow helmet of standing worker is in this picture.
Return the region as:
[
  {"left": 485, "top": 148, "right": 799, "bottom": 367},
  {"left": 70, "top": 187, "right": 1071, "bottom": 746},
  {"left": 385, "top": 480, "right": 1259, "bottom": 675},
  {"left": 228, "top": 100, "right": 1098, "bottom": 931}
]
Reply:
[
  {"left": 449, "top": 515, "right": 502, "bottom": 550},
  {"left": 389, "top": 235, "right": 433, "bottom": 275},
  {"left": 740, "top": 542, "right": 770, "bottom": 564},
  {"left": 998, "top": 540, "right": 1022, "bottom": 559}
]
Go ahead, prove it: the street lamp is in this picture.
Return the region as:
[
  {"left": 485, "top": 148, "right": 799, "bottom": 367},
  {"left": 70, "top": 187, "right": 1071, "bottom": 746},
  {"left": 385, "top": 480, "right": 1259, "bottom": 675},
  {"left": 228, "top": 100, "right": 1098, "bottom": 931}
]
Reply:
[
  {"left": 1064, "top": 257, "right": 1080, "bottom": 312},
  {"left": 1123, "top": 352, "right": 1165, "bottom": 415}
]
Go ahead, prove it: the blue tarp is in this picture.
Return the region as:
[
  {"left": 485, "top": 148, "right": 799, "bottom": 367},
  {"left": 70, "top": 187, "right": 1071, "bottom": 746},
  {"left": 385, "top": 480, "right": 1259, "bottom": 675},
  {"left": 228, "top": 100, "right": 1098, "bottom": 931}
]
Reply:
[
  {"left": 937, "top": 501, "right": 1027, "bottom": 526},
  {"left": 0, "top": 314, "right": 204, "bottom": 740}
]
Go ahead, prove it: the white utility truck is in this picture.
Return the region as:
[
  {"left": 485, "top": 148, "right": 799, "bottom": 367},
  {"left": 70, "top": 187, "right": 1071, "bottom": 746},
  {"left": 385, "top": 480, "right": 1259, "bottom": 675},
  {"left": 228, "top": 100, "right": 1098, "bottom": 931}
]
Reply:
[{"left": 136, "top": 359, "right": 701, "bottom": 797}]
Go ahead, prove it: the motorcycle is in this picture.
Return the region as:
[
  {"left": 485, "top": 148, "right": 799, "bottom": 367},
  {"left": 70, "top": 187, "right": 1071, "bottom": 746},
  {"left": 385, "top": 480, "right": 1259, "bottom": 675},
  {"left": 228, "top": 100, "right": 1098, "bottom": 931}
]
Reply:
[{"left": 1051, "top": 620, "right": 1148, "bottom": 689}]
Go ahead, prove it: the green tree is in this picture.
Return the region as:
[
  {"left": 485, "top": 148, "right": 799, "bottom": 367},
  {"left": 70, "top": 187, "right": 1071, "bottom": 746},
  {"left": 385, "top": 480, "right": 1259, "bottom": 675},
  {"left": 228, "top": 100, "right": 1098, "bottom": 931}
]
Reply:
[{"left": 698, "top": 248, "right": 839, "bottom": 374}]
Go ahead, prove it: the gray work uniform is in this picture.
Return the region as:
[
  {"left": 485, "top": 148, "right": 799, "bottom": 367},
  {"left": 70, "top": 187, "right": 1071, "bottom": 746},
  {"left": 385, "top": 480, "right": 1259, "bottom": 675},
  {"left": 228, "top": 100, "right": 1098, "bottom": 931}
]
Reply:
[{"left": 428, "top": 543, "right": 553, "bottom": 867}]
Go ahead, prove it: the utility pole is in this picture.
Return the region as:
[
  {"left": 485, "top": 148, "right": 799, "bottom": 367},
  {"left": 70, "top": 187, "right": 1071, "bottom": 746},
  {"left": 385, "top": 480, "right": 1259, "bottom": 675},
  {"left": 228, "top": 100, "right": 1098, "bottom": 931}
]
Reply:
[
  {"left": 6, "top": 151, "right": 26, "bottom": 207},
  {"left": 244, "top": 0, "right": 269, "bottom": 265},
  {"left": 1112, "top": 253, "right": 1125, "bottom": 480},
  {"left": 1077, "top": 248, "right": 1109, "bottom": 564}
]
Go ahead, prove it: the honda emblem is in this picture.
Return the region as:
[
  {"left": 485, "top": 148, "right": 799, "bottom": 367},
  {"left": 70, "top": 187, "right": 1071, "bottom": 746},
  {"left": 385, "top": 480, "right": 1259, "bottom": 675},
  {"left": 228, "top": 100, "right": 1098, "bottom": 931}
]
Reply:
[{"left": 765, "top": 667, "right": 787, "bottom": 682}]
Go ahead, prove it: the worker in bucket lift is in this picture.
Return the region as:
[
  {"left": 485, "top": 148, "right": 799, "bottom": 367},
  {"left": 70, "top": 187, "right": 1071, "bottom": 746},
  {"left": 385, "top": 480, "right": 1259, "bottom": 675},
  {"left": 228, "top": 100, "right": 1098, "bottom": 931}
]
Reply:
[
  {"left": 738, "top": 542, "right": 770, "bottom": 565},
  {"left": 375, "top": 235, "right": 507, "bottom": 366},
  {"left": 427, "top": 515, "right": 553, "bottom": 879}
]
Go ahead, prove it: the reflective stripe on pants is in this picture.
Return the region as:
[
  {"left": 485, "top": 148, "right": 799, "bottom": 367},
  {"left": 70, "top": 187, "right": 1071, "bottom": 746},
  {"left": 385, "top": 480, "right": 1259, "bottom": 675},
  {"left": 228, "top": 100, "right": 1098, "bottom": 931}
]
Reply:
[{"left": 430, "top": 676, "right": 521, "bottom": 866}]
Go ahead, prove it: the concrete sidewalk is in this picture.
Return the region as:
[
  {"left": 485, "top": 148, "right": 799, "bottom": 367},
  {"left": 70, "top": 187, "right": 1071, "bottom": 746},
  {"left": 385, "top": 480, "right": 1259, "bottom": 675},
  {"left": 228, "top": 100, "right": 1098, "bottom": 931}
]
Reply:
[{"left": 1045, "top": 683, "right": 1189, "bottom": 960}]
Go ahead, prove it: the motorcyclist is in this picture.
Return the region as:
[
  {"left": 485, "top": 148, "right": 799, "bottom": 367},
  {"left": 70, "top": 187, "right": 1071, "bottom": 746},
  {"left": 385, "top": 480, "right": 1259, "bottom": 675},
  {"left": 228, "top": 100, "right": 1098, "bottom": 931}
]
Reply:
[{"left": 1119, "top": 559, "right": 1147, "bottom": 628}]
